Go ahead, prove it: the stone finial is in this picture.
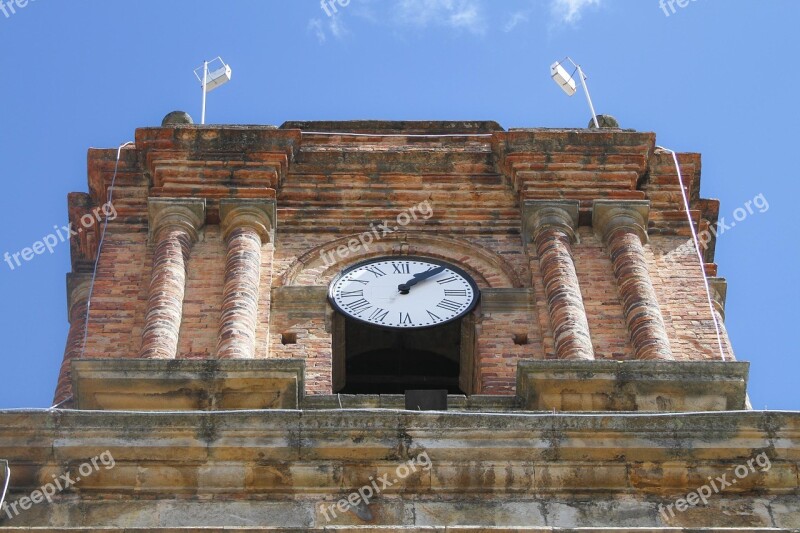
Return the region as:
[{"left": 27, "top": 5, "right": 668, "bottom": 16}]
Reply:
[
  {"left": 219, "top": 199, "right": 276, "bottom": 243},
  {"left": 589, "top": 114, "right": 619, "bottom": 129},
  {"left": 161, "top": 111, "right": 194, "bottom": 126},
  {"left": 708, "top": 277, "right": 728, "bottom": 320},
  {"left": 148, "top": 198, "right": 206, "bottom": 242},
  {"left": 522, "top": 200, "right": 580, "bottom": 244},
  {"left": 592, "top": 200, "right": 650, "bottom": 244}
]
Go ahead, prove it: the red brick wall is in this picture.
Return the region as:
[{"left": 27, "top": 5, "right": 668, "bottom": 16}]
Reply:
[{"left": 64, "top": 124, "right": 734, "bottom": 399}]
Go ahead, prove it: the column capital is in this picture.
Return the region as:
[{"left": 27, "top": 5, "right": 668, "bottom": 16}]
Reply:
[
  {"left": 708, "top": 277, "right": 728, "bottom": 320},
  {"left": 592, "top": 200, "right": 650, "bottom": 244},
  {"left": 219, "top": 199, "right": 276, "bottom": 243},
  {"left": 522, "top": 200, "right": 580, "bottom": 244},
  {"left": 66, "top": 273, "right": 92, "bottom": 321},
  {"left": 148, "top": 198, "right": 206, "bottom": 242}
]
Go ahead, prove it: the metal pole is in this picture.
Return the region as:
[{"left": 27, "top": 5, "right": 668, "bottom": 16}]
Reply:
[
  {"left": 576, "top": 65, "right": 600, "bottom": 129},
  {"left": 201, "top": 60, "right": 208, "bottom": 125}
]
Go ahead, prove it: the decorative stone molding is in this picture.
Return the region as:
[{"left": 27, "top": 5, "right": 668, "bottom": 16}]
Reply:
[
  {"left": 480, "top": 288, "right": 534, "bottom": 312},
  {"left": 708, "top": 277, "right": 728, "bottom": 320},
  {"left": 219, "top": 199, "right": 276, "bottom": 244},
  {"left": 524, "top": 200, "right": 594, "bottom": 361},
  {"left": 592, "top": 200, "right": 673, "bottom": 361},
  {"left": 592, "top": 199, "right": 650, "bottom": 244},
  {"left": 53, "top": 273, "right": 93, "bottom": 406},
  {"left": 517, "top": 359, "right": 750, "bottom": 412},
  {"left": 522, "top": 200, "right": 579, "bottom": 245},
  {"left": 65, "top": 272, "right": 93, "bottom": 323},
  {"left": 148, "top": 198, "right": 206, "bottom": 243},
  {"left": 2, "top": 405, "right": 798, "bottom": 528},
  {"left": 280, "top": 232, "right": 522, "bottom": 289}
]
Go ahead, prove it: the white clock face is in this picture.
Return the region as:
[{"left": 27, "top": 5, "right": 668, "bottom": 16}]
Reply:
[{"left": 329, "top": 257, "right": 480, "bottom": 329}]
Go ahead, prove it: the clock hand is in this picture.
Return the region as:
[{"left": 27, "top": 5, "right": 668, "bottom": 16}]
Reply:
[{"left": 398, "top": 266, "right": 445, "bottom": 294}]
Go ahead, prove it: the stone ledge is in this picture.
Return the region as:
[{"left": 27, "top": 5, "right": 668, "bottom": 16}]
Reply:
[
  {"left": 0, "top": 497, "right": 797, "bottom": 529},
  {"left": 72, "top": 358, "right": 304, "bottom": 411},
  {"left": 300, "top": 394, "right": 520, "bottom": 411},
  {"left": 280, "top": 120, "right": 505, "bottom": 134},
  {"left": 517, "top": 360, "right": 749, "bottom": 412}
]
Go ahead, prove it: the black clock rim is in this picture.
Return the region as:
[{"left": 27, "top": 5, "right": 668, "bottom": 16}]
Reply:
[{"left": 327, "top": 255, "right": 481, "bottom": 331}]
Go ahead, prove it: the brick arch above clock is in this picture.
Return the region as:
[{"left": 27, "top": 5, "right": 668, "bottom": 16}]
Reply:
[{"left": 277, "top": 232, "right": 525, "bottom": 289}]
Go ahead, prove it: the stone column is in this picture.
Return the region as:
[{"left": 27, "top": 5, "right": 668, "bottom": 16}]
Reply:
[
  {"left": 139, "top": 198, "right": 205, "bottom": 360},
  {"left": 593, "top": 200, "right": 673, "bottom": 361},
  {"left": 52, "top": 273, "right": 92, "bottom": 406},
  {"left": 524, "top": 200, "right": 594, "bottom": 361},
  {"left": 216, "top": 199, "right": 275, "bottom": 360}
]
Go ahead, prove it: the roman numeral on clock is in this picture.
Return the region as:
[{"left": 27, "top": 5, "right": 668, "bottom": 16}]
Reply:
[
  {"left": 427, "top": 310, "right": 442, "bottom": 322},
  {"left": 392, "top": 263, "right": 410, "bottom": 274},
  {"left": 399, "top": 313, "right": 412, "bottom": 325},
  {"left": 365, "top": 266, "right": 386, "bottom": 278},
  {"left": 346, "top": 299, "right": 371, "bottom": 314},
  {"left": 436, "top": 299, "right": 461, "bottom": 312},
  {"left": 437, "top": 276, "right": 457, "bottom": 285},
  {"left": 444, "top": 289, "right": 467, "bottom": 297},
  {"left": 340, "top": 290, "right": 364, "bottom": 298},
  {"left": 369, "top": 308, "right": 389, "bottom": 322}
]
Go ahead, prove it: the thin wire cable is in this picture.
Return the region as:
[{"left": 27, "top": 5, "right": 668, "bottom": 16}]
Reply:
[
  {"left": 50, "top": 141, "right": 134, "bottom": 410},
  {"left": 0, "top": 460, "right": 9, "bottom": 513},
  {"left": 79, "top": 141, "right": 133, "bottom": 356},
  {"left": 657, "top": 146, "right": 727, "bottom": 362},
  {"left": 49, "top": 397, "right": 71, "bottom": 410}
]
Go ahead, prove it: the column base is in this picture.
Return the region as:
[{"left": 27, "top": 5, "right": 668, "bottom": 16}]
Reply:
[
  {"left": 517, "top": 359, "right": 749, "bottom": 412},
  {"left": 72, "top": 359, "right": 304, "bottom": 411}
]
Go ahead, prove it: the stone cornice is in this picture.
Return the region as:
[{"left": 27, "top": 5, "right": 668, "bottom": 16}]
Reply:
[
  {"left": 147, "top": 198, "right": 206, "bottom": 242},
  {"left": 135, "top": 127, "right": 300, "bottom": 198},
  {"left": 0, "top": 409, "right": 797, "bottom": 494},
  {"left": 593, "top": 199, "right": 651, "bottom": 244},
  {"left": 219, "top": 199, "right": 276, "bottom": 243}
]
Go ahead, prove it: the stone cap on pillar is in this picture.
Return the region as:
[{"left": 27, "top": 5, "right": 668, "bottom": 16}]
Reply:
[
  {"left": 66, "top": 273, "right": 93, "bottom": 322},
  {"left": 708, "top": 277, "right": 728, "bottom": 319},
  {"left": 522, "top": 200, "right": 580, "bottom": 244},
  {"left": 592, "top": 200, "right": 650, "bottom": 244},
  {"left": 147, "top": 198, "right": 206, "bottom": 242},
  {"left": 219, "top": 198, "right": 277, "bottom": 243}
]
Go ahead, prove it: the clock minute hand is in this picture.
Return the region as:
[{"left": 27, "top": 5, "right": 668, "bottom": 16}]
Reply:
[{"left": 398, "top": 266, "right": 446, "bottom": 294}]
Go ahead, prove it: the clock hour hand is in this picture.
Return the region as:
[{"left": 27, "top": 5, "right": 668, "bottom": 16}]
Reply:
[{"left": 398, "top": 266, "right": 445, "bottom": 294}]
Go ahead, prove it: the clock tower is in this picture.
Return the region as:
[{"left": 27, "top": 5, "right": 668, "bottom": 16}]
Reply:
[{"left": 0, "top": 117, "right": 797, "bottom": 530}]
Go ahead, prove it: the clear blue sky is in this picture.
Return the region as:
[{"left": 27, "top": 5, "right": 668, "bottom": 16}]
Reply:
[{"left": 0, "top": 1, "right": 797, "bottom": 409}]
